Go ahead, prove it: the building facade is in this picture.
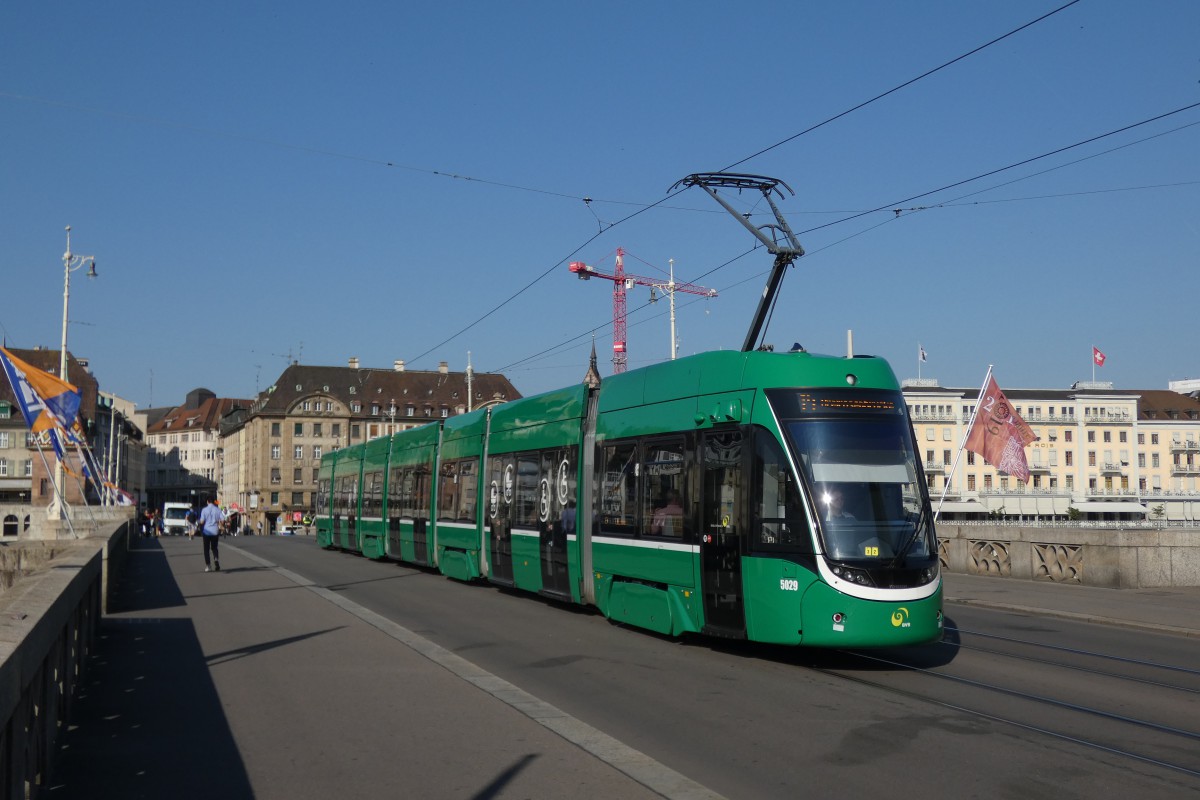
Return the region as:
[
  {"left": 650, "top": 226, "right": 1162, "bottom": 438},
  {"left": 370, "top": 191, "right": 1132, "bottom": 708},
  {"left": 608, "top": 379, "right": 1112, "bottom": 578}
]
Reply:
[
  {"left": 219, "top": 359, "right": 520, "bottom": 533},
  {"left": 144, "top": 388, "right": 249, "bottom": 512},
  {"left": 904, "top": 379, "right": 1200, "bottom": 524}
]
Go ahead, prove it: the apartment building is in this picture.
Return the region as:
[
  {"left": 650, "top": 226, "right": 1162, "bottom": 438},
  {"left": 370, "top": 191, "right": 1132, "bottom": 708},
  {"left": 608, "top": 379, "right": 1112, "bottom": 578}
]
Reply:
[
  {"left": 144, "top": 388, "right": 250, "bottom": 511},
  {"left": 219, "top": 358, "right": 520, "bottom": 533},
  {"left": 904, "top": 380, "right": 1200, "bottom": 524}
]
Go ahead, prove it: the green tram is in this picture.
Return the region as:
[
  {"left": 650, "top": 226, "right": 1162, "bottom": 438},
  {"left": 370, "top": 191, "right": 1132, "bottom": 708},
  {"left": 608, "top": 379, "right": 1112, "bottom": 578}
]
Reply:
[{"left": 316, "top": 349, "right": 943, "bottom": 647}]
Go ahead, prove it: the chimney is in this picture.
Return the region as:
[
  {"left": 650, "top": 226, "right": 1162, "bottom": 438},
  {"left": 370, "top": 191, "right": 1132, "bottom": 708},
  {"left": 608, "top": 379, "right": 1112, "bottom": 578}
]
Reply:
[
  {"left": 394, "top": 360, "right": 405, "bottom": 372},
  {"left": 438, "top": 361, "right": 449, "bottom": 374},
  {"left": 349, "top": 357, "right": 360, "bottom": 370}
]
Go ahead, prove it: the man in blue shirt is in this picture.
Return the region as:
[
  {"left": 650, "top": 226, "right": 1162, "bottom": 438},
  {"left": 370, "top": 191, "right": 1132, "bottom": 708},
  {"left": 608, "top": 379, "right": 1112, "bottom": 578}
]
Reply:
[{"left": 199, "top": 496, "right": 226, "bottom": 573}]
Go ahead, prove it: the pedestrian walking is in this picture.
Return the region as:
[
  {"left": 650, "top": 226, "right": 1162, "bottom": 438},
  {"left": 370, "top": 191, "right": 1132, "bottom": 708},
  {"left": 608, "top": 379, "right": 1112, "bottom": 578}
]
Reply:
[{"left": 199, "top": 495, "right": 226, "bottom": 572}]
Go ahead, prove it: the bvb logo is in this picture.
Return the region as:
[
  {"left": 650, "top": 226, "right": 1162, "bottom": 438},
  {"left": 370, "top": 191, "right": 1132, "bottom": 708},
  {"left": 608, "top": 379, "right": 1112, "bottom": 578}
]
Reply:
[{"left": 890, "top": 607, "right": 910, "bottom": 627}]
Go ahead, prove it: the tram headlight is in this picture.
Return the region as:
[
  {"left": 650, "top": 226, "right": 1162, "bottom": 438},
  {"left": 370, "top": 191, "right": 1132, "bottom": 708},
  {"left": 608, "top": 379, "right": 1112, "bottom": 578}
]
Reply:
[{"left": 831, "top": 564, "right": 871, "bottom": 585}]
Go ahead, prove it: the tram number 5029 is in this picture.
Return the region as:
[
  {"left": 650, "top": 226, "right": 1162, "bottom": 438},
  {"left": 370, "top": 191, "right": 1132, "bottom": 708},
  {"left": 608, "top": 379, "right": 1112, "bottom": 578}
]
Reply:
[{"left": 780, "top": 579, "right": 800, "bottom": 591}]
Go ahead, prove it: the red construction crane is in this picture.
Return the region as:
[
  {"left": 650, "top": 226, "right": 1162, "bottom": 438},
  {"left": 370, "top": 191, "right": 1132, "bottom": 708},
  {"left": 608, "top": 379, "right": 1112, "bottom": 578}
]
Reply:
[{"left": 569, "top": 248, "right": 717, "bottom": 373}]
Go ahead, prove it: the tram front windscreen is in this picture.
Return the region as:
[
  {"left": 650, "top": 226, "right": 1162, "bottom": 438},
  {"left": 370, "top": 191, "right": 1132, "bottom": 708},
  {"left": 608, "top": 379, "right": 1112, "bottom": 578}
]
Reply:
[{"left": 768, "top": 389, "right": 936, "bottom": 564}]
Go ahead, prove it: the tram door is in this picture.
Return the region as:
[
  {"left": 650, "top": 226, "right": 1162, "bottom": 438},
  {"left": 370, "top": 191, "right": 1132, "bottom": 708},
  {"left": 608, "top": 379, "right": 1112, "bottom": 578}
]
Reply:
[
  {"left": 700, "top": 430, "right": 746, "bottom": 636},
  {"left": 488, "top": 456, "right": 515, "bottom": 585},
  {"left": 539, "top": 449, "right": 575, "bottom": 599}
]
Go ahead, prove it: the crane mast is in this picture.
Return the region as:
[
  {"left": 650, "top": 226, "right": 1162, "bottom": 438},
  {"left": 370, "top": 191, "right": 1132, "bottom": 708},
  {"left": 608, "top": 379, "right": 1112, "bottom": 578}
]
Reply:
[{"left": 569, "top": 248, "right": 716, "bottom": 373}]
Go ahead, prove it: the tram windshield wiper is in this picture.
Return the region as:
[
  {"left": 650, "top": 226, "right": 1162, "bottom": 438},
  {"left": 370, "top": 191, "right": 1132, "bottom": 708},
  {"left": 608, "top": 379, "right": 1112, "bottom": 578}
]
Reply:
[{"left": 889, "top": 501, "right": 931, "bottom": 569}]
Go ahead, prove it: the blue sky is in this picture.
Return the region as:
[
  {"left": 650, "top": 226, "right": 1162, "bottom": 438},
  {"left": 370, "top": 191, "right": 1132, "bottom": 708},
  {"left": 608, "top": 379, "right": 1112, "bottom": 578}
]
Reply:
[{"left": 3, "top": 1, "right": 1197, "bottom": 409}]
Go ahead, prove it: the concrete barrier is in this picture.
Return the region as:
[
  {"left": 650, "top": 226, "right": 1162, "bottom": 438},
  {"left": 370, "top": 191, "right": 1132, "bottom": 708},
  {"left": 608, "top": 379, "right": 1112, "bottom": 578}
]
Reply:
[
  {"left": 936, "top": 524, "right": 1200, "bottom": 588},
  {"left": 0, "top": 516, "right": 132, "bottom": 798}
]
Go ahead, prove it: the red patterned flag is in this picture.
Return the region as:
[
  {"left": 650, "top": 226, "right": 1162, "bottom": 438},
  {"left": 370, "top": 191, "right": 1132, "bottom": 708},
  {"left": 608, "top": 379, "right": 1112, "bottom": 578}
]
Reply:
[
  {"left": 1093, "top": 347, "right": 1106, "bottom": 367},
  {"left": 965, "top": 374, "right": 1037, "bottom": 482}
]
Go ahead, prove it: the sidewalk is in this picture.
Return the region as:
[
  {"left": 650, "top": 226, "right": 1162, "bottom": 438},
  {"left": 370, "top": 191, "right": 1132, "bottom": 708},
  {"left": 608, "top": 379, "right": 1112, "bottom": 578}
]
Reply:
[
  {"left": 942, "top": 571, "right": 1200, "bottom": 639},
  {"left": 46, "top": 537, "right": 674, "bottom": 800},
  {"left": 45, "top": 540, "right": 1199, "bottom": 799}
]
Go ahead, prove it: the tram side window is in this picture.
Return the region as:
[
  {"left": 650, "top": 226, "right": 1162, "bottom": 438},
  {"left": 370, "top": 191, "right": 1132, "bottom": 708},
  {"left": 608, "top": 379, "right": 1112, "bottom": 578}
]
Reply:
[
  {"left": 438, "top": 459, "right": 461, "bottom": 521},
  {"left": 364, "top": 470, "right": 383, "bottom": 517},
  {"left": 487, "top": 456, "right": 512, "bottom": 525},
  {"left": 413, "top": 464, "right": 432, "bottom": 522},
  {"left": 399, "top": 468, "right": 418, "bottom": 518},
  {"left": 436, "top": 458, "right": 479, "bottom": 522},
  {"left": 753, "top": 430, "right": 813, "bottom": 552},
  {"left": 599, "top": 442, "right": 639, "bottom": 536},
  {"left": 388, "top": 467, "right": 405, "bottom": 517},
  {"left": 514, "top": 455, "right": 540, "bottom": 527},
  {"left": 457, "top": 459, "right": 478, "bottom": 521},
  {"left": 316, "top": 479, "right": 330, "bottom": 515},
  {"left": 643, "top": 437, "right": 688, "bottom": 539}
]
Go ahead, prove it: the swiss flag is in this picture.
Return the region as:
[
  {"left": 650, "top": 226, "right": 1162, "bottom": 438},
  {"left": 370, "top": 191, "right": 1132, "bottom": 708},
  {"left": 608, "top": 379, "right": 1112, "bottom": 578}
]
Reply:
[{"left": 1093, "top": 347, "right": 1106, "bottom": 367}]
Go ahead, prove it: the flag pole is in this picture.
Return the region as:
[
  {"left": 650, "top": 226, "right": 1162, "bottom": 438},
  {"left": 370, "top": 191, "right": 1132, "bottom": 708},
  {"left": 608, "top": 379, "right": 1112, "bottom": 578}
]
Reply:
[
  {"left": 937, "top": 364, "right": 993, "bottom": 522},
  {"left": 34, "top": 438, "right": 77, "bottom": 538}
]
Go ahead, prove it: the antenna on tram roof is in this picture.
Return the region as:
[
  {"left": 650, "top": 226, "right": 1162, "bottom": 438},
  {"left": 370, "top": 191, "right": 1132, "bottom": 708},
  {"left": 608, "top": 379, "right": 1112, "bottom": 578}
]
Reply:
[{"left": 670, "top": 172, "right": 804, "bottom": 353}]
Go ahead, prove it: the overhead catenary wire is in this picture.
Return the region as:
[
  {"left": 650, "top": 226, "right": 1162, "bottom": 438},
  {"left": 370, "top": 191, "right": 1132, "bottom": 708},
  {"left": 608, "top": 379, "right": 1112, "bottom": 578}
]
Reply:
[{"left": 411, "top": 3, "right": 1087, "bottom": 366}]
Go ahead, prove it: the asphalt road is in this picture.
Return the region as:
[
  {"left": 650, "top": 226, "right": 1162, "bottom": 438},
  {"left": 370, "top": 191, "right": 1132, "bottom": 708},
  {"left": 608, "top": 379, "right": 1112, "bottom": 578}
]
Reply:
[{"left": 221, "top": 536, "right": 1200, "bottom": 799}]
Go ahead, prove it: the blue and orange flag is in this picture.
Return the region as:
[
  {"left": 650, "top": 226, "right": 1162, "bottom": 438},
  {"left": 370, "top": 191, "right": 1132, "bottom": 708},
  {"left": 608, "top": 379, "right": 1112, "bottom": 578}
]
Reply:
[{"left": 0, "top": 347, "right": 82, "bottom": 435}]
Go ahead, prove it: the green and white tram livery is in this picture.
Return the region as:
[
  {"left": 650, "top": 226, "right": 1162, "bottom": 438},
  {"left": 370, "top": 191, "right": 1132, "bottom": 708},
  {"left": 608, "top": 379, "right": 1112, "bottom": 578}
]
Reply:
[{"left": 317, "top": 349, "right": 943, "bottom": 649}]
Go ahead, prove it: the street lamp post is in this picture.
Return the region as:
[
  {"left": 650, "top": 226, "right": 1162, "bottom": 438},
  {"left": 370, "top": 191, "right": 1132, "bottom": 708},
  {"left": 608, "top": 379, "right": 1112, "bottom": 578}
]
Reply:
[{"left": 48, "top": 226, "right": 97, "bottom": 520}]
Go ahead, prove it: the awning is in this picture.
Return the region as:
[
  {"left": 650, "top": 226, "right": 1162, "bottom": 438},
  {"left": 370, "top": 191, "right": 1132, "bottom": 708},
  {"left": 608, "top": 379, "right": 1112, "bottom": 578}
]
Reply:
[
  {"left": 1072, "top": 501, "right": 1147, "bottom": 515},
  {"left": 937, "top": 501, "right": 988, "bottom": 514}
]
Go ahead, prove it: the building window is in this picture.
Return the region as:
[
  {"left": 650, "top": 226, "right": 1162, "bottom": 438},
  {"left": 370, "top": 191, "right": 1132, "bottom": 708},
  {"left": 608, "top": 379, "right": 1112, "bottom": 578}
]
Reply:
[
  {"left": 294, "top": 446, "right": 303, "bottom": 459},
  {"left": 271, "top": 468, "right": 281, "bottom": 484},
  {"left": 313, "top": 446, "right": 322, "bottom": 459},
  {"left": 0, "top": 459, "right": 6, "bottom": 477},
  {"left": 23, "top": 460, "right": 31, "bottom": 477},
  {"left": 331, "top": 424, "right": 341, "bottom": 439},
  {"left": 271, "top": 422, "right": 281, "bottom": 437},
  {"left": 352, "top": 402, "right": 361, "bottom": 413},
  {"left": 1152, "top": 434, "right": 1159, "bottom": 445},
  {"left": 312, "top": 467, "right": 320, "bottom": 482},
  {"left": 270, "top": 492, "right": 279, "bottom": 505},
  {"left": 942, "top": 449, "right": 951, "bottom": 466},
  {"left": 294, "top": 422, "right": 303, "bottom": 436},
  {"left": 407, "top": 405, "right": 415, "bottom": 416},
  {"left": 967, "top": 474, "right": 975, "bottom": 490},
  {"left": 271, "top": 445, "right": 281, "bottom": 460},
  {"left": 1088, "top": 452, "right": 1096, "bottom": 467},
  {"left": 1065, "top": 430, "right": 1072, "bottom": 443},
  {"left": 313, "top": 423, "right": 323, "bottom": 437},
  {"left": 371, "top": 404, "right": 380, "bottom": 415},
  {"left": 1119, "top": 431, "right": 1127, "bottom": 443},
  {"left": 302, "top": 401, "right": 311, "bottom": 411},
  {"left": 1153, "top": 454, "right": 1160, "bottom": 468},
  {"left": 351, "top": 424, "right": 360, "bottom": 439},
  {"left": 1103, "top": 431, "right": 1111, "bottom": 443},
  {"left": 1065, "top": 452, "right": 1073, "bottom": 466},
  {"left": 292, "top": 491, "right": 304, "bottom": 507},
  {"left": 293, "top": 468, "right": 302, "bottom": 484},
  {"left": 0, "top": 432, "right": 8, "bottom": 448},
  {"left": 967, "top": 452, "right": 975, "bottom": 466},
  {"left": 440, "top": 408, "right": 449, "bottom": 418}
]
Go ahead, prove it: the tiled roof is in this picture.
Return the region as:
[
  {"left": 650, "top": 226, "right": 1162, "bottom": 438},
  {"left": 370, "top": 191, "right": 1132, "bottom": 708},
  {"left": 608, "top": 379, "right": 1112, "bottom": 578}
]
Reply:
[
  {"left": 248, "top": 363, "right": 521, "bottom": 417},
  {"left": 148, "top": 397, "right": 251, "bottom": 433}
]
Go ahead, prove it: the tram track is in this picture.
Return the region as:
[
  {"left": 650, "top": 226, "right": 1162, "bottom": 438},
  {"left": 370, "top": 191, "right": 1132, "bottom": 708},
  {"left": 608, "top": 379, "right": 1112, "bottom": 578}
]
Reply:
[
  {"left": 941, "top": 625, "right": 1200, "bottom": 694},
  {"left": 805, "top": 632, "right": 1200, "bottom": 783}
]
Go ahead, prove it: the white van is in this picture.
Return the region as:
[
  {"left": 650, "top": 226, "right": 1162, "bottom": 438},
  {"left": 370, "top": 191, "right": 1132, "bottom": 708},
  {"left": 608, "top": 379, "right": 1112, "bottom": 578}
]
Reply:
[{"left": 162, "top": 502, "right": 194, "bottom": 536}]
